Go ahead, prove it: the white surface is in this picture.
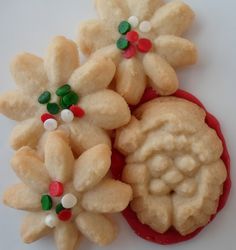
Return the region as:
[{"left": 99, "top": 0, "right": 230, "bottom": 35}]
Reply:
[{"left": 0, "top": 0, "right": 235, "bottom": 250}]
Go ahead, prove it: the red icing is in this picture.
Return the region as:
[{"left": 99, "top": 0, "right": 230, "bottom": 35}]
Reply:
[
  {"left": 41, "top": 113, "right": 56, "bottom": 123},
  {"left": 70, "top": 105, "right": 85, "bottom": 118},
  {"left": 123, "top": 44, "right": 137, "bottom": 59},
  {"left": 58, "top": 209, "right": 72, "bottom": 221},
  {"left": 49, "top": 181, "right": 64, "bottom": 197},
  {"left": 137, "top": 38, "right": 152, "bottom": 53},
  {"left": 126, "top": 31, "right": 139, "bottom": 43},
  {"left": 111, "top": 87, "right": 231, "bottom": 245}
]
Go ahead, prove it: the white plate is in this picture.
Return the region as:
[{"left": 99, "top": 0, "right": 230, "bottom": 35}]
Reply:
[{"left": 0, "top": 0, "right": 235, "bottom": 249}]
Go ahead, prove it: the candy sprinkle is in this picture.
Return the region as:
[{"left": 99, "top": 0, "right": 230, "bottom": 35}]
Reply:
[
  {"left": 137, "top": 38, "right": 152, "bottom": 53},
  {"left": 44, "top": 118, "right": 58, "bottom": 131},
  {"left": 116, "top": 37, "right": 129, "bottom": 50},
  {"left": 45, "top": 214, "right": 58, "bottom": 228},
  {"left": 38, "top": 91, "right": 51, "bottom": 104},
  {"left": 61, "top": 193, "right": 77, "bottom": 209},
  {"left": 62, "top": 91, "right": 79, "bottom": 107},
  {"left": 41, "top": 113, "right": 56, "bottom": 123},
  {"left": 70, "top": 105, "right": 85, "bottom": 118},
  {"left": 58, "top": 209, "right": 72, "bottom": 221},
  {"left": 56, "top": 84, "right": 71, "bottom": 97},
  {"left": 49, "top": 181, "right": 64, "bottom": 197},
  {"left": 61, "top": 109, "right": 74, "bottom": 123},
  {"left": 56, "top": 203, "right": 65, "bottom": 214},
  {"left": 139, "top": 21, "right": 152, "bottom": 33},
  {"left": 118, "top": 21, "right": 131, "bottom": 35},
  {"left": 128, "top": 16, "right": 139, "bottom": 28},
  {"left": 47, "top": 103, "right": 60, "bottom": 115},
  {"left": 41, "top": 195, "right": 52, "bottom": 211},
  {"left": 123, "top": 44, "right": 137, "bottom": 59},
  {"left": 126, "top": 31, "right": 139, "bottom": 43}
]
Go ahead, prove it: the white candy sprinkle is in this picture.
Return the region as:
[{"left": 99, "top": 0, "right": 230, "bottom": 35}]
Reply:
[
  {"left": 61, "top": 193, "right": 77, "bottom": 209},
  {"left": 61, "top": 109, "right": 74, "bottom": 123},
  {"left": 45, "top": 214, "right": 58, "bottom": 228},
  {"left": 44, "top": 118, "right": 58, "bottom": 131},
  {"left": 128, "top": 16, "right": 139, "bottom": 28},
  {"left": 139, "top": 21, "right": 152, "bottom": 33}
]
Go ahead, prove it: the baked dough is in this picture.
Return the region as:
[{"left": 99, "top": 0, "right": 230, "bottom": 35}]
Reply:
[
  {"left": 3, "top": 130, "right": 133, "bottom": 249},
  {"left": 0, "top": 36, "right": 131, "bottom": 153},
  {"left": 115, "top": 97, "right": 227, "bottom": 236},
  {"left": 77, "top": 0, "right": 197, "bottom": 104}
]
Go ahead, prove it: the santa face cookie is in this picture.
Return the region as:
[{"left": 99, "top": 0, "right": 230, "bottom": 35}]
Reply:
[
  {"left": 77, "top": 0, "right": 197, "bottom": 104},
  {"left": 115, "top": 96, "right": 228, "bottom": 237},
  {"left": 3, "top": 130, "right": 133, "bottom": 250},
  {"left": 0, "top": 36, "right": 131, "bottom": 154}
]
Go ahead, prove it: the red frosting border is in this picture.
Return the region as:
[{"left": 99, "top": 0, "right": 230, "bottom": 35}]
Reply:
[{"left": 111, "top": 88, "right": 231, "bottom": 245}]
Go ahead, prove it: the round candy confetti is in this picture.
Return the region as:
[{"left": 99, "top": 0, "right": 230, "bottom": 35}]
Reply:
[
  {"left": 38, "top": 91, "right": 51, "bottom": 104},
  {"left": 137, "top": 38, "right": 152, "bottom": 53},
  {"left": 128, "top": 16, "right": 139, "bottom": 28},
  {"left": 41, "top": 195, "right": 52, "bottom": 211},
  {"left": 118, "top": 21, "right": 131, "bottom": 35},
  {"left": 45, "top": 214, "right": 58, "bottom": 228},
  {"left": 58, "top": 209, "right": 72, "bottom": 221},
  {"left": 61, "top": 193, "right": 77, "bottom": 209},
  {"left": 126, "top": 31, "right": 139, "bottom": 43},
  {"left": 56, "top": 84, "right": 71, "bottom": 97},
  {"left": 49, "top": 181, "right": 64, "bottom": 197},
  {"left": 61, "top": 109, "right": 74, "bottom": 123},
  {"left": 56, "top": 203, "right": 65, "bottom": 214},
  {"left": 62, "top": 91, "right": 79, "bottom": 107},
  {"left": 116, "top": 38, "right": 129, "bottom": 50},
  {"left": 44, "top": 118, "right": 58, "bottom": 131},
  {"left": 69, "top": 105, "right": 85, "bottom": 118},
  {"left": 47, "top": 103, "right": 60, "bottom": 115},
  {"left": 41, "top": 113, "right": 56, "bottom": 123},
  {"left": 123, "top": 44, "right": 137, "bottom": 59},
  {"left": 60, "top": 97, "right": 68, "bottom": 109},
  {"left": 139, "top": 21, "right": 152, "bottom": 33}
]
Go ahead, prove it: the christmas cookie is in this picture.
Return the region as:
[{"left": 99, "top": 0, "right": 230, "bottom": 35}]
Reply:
[
  {"left": 113, "top": 89, "right": 230, "bottom": 244},
  {"left": 3, "top": 130, "right": 133, "bottom": 249},
  {"left": 0, "top": 36, "right": 131, "bottom": 154},
  {"left": 77, "top": 0, "right": 197, "bottom": 104}
]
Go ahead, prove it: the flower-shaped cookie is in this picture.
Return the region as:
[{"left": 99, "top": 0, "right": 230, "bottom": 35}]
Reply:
[
  {"left": 115, "top": 97, "right": 227, "bottom": 236},
  {"left": 77, "top": 0, "right": 197, "bottom": 105},
  {"left": 3, "top": 131, "right": 133, "bottom": 250},
  {"left": 0, "top": 36, "right": 131, "bottom": 153}
]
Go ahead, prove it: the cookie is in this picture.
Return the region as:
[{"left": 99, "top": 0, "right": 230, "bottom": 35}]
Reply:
[
  {"left": 0, "top": 36, "right": 131, "bottom": 154},
  {"left": 3, "top": 130, "right": 133, "bottom": 249},
  {"left": 77, "top": 0, "right": 197, "bottom": 104},
  {"left": 115, "top": 96, "right": 227, "bottom": 236}
]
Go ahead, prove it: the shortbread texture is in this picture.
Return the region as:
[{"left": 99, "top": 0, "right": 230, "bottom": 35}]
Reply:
[
  {"left": 3, "top": 131, "right": 133, "bottom": 250},
  {"left": 77, "top": 0, "right": 197, "bottom": 104},
  {"left": 115, "top": 97, "right": 227, "bottom": 236},
  {"left": 0, "top": 36, "right": 131, "bottom": 153}
]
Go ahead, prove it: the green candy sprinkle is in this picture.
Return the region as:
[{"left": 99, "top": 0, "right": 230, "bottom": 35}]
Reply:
[
  {"left": 56, "top": 203, "right": 65, "bottom": 214},
  {"left": 56, "top": 84, "right": 71, "bottom": 97},
  {"left": 62, "top": 91, "right": 79, "bottom": 107},
  {"left": 41, "top": 195, "right": 52, "bottom": 211},
  {"left": 116, "top": 38, "right": 129, "bottom": 50},
  {"left": 38, "top": 91, "right": 51, "bottom": 104},
  {"left": 60, "top": 97, "right": 69, "bottom": 109},
  {"left": 118, "top": 21, "right": 131, "bottom": 35},
  {"left": 47, "top": 102, "right": 60, "bottom": 115}
]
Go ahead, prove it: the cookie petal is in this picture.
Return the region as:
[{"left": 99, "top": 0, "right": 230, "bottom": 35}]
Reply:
[
  {"left": 10, "top": 118, "right": 44, "bottom": 150},
  {"left": 74, "top": 144, "right": 111, "bottom": 192},
  {"left": 116, "top": 57, "right": 146, "bottom": 105},
  {"left": 76, "top": 212, "right": 116, "bottom": 246},
  {"left": 95, "top": 0, "right": 129, "bottom": 29},
  {"left": 0, "top": 90, "right": 37, "bottom": 121},
  {"left": 69, "top": 57, "right": 115, "bottom": 95},
  {"left": 3, "top": 183, "right": 41, "bottom": 211},
  {"left": 127, "top": 0, "right": 164, "bottom": 20},
  {"left": 80, "top": 89, "right": 131, "bottom": 129},
  {"left": 54, "top": 222, "right": 80, "bottom": 250},
  {"left": 11, "top": 147, "right": 50, "bottom": 193},
  {"left": 151, "top": 1, "right": 194, "bottom": 36},
  {"left": 81, "top": 179, "right": 132, "bottom": 213},
  {"left": 155, "top": 35, "right": 197, "bottom": 68},
  {"left": 143, "top": 53, "right": 178, "bottom": 95},
  {"left": 45, "top": 36, "right": 79, "bottom": 87},
  {"left": 77, "top": 20, "right": 114, "bottom": 55},
  {"left": 21, "top": 212, "right": 51, "bottom": 243},
  {"left": 45, "top": 131, "right": 74, "bottom": 183},
  {"left": 63, "top": 120, "right": 111, "bottom": 155},
  {"left": 10, "top": 53, "right": 48, "bottom": 95}
]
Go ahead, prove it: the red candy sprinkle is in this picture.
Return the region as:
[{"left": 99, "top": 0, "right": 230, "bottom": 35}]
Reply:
[
  {"left": 126, "top": 31, "right": 139, "bottom": 43},
  {"left": 41, "top": 113, "right": 56, "bottom": 123},
  {"left": 123, "top": 44, "right": 137, "bottom": 59},
  {"left": 58, "top": 209, "right": 72, "bottom": 221},
  {"left": 70, "top": 105, "right": 85, "bottom": 118},
  {"left": 49, "top": 181, "right": 64, "bottom": 197},
  {"left": 137, "top": 38, "right": 152, "bottom": 53}
]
